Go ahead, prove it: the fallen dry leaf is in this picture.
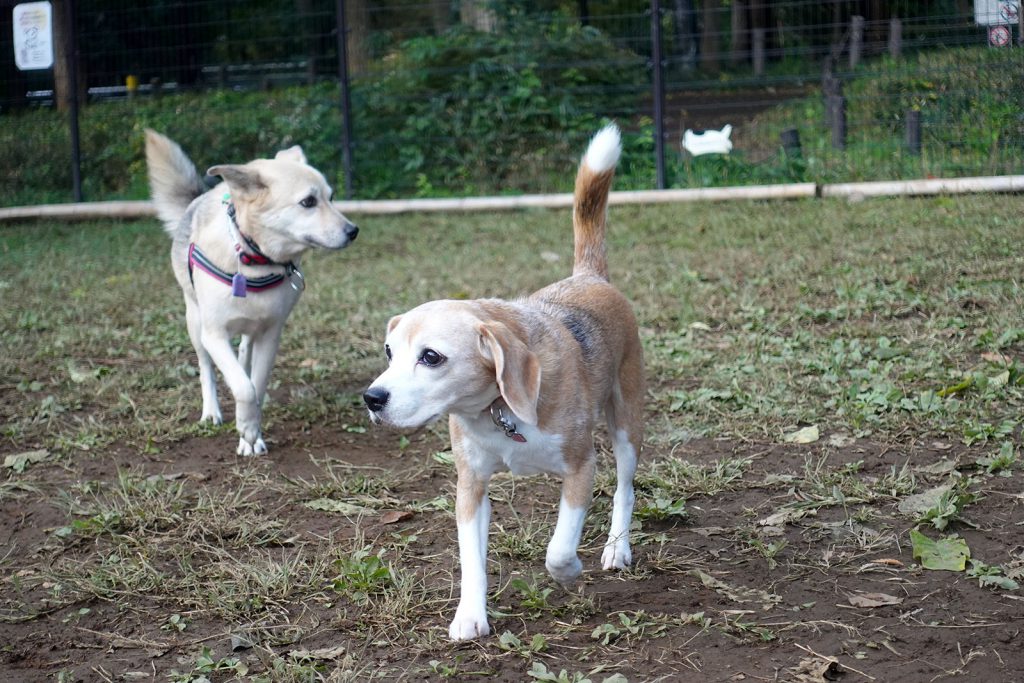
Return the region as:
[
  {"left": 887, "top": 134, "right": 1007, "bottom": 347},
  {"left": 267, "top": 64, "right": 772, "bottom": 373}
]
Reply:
[
  {"left": 784, "top": 425, "right": 819, "bottom": 444},
  {"left": 379, "top": 510, "right": 414, "bottom": 525},
  {"left": 869, "top": 558, "right": 904, "bottom": 567},
  {"left": 848, "top": 592, "right": 903, "bottom": 608}
]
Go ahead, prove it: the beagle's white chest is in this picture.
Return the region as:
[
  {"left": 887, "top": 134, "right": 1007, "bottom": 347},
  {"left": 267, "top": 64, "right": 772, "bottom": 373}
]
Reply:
[{"left": 457, "top": 414, "right": 567, "bottom": 477}]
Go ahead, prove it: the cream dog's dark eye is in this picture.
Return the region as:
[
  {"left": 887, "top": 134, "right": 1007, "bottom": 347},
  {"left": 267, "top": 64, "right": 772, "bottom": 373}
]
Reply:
[
  {"left": 385, "top": 344, "right": 393, "bottom": 362},
  {"left": 419, "top": 349, "right": 445, "bottom": 367},
  {"left": 300, "top": 195, "right": 317, "bottom": 208}
]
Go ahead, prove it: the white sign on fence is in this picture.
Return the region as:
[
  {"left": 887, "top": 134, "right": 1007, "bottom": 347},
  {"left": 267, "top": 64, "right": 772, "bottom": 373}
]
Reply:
[
  {"left": 974, "top": 0, "right": 1020, "bottom": 25},
  {"left": 13, "top": 2, "right": 53, "bottom": 71}
]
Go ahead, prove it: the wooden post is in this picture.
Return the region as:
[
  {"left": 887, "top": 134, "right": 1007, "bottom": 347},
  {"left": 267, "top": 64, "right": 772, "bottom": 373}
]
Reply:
[
  {"left": 889, "top": 17, "right": 902, "bottom": 59},
  {"left": 849, "top": 15, "right": 864, "bottom": 68},
  {"left": 752, "top": 27, "right": 766, "bottom": 76},
  {"left": 906, "top": 109, "right": 921, "bottom": 155},
  {"left": 828, "top": 96, "right": 846, "bottom": 150}
]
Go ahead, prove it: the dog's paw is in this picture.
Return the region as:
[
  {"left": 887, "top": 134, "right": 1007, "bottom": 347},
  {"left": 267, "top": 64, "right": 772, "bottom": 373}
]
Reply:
[
  {"left": 448, "top": 610, "right": 490, "bottom": 641},
  {"left": 601, "top": 543, "right": 632, "bottom": 571},
  {"left": 237, "top": 436, "right": 267, "bottom": 457},
  {"left": 545, "top": 554, "right": 583, "bottom": 585},
  {"left": 199, "top": 410, "right": 223, "bottom": 426}
]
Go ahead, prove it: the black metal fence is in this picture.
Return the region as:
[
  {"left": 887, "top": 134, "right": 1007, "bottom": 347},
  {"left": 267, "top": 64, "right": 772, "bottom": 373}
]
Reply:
[{"left": 1, "top": 1, "right": 1022, "bottom": 205}]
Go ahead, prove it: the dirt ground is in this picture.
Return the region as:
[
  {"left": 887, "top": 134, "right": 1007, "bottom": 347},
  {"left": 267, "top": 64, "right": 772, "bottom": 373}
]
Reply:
[{"left": 2, "top": 402, "right": 1022, "bottom": 682}]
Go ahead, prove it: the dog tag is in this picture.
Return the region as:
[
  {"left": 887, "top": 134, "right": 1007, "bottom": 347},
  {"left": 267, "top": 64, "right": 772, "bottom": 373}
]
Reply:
[
  {"left": 509, "top": 432, "right": 527, "bottom": 443},
  {"left": 231, "top": 272, "right": 247, "bottom": 297}
]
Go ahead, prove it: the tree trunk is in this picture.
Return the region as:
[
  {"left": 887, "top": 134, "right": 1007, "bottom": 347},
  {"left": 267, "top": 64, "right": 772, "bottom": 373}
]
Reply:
[
  {"left": 461, "top": 0, "right": 497, "bottom": 32},
  {"left": 730, "top": 0, "right": 748, "bottom": 66},
  {"left": 700, "top": 0, "right": 720, "bottom": 71},
  {"left": 51, "top": 0, "right": 84, "bottom": 113},
  {"left": 672, "top": 0, "right": 698, "bottom": 71},
  {"left": 345, "top": 0, "right": 371, "bottom": 76},
  {"left": 430, "top": 0, "right": 451, "bottom": 34}
]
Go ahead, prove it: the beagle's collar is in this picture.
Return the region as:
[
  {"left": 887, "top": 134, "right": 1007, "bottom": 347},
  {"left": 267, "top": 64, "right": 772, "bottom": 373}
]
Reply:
[{"left": 489, "top": 400, "right": 527, "bottom": 443}]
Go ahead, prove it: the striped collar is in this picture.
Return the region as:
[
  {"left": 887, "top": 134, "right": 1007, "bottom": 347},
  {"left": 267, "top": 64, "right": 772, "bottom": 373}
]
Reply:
[{"left": 188, "top": 243, "right": 302, "bottom": 295}]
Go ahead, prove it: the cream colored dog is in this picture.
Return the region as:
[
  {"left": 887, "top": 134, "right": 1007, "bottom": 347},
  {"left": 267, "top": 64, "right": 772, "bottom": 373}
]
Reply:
[
  {"left": 363, "top": 125, "right": 643, "bottom": 640},
  {"left": 146, "top": 130, "right": 358, "bottom": 455}
]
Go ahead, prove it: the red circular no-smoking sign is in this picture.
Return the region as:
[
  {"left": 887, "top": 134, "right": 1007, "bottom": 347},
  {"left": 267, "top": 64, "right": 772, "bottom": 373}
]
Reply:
[{"left": 989, "top": 24, "right": 1011, "bottom": 46}]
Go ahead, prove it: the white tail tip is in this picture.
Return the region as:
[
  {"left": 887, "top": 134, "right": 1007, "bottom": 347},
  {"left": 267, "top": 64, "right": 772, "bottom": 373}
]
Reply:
[{"left": 584, "top": 124, "right": 622, "bottom": 174}]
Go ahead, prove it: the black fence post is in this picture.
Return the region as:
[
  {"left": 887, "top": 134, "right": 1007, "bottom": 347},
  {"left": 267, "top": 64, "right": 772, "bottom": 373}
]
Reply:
[
  {"left": 66, "top": 0, "right": 83, "bottom": 202},
  {"left": 906, "top": 109, "right": 921, "bottom": 155},
  {"left": 650, "top": 0, "right": 666, "bottom": 190},
  {"left": 335, "top": 0, "right": 355, "bottom": 200}
]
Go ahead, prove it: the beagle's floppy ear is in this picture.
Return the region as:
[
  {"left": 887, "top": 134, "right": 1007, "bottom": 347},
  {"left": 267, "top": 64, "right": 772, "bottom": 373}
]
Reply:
[
  {"left": 275, "top": 145, "right": 308, "bottom": 165},
  {"left": 477, "top": 321, "right": 541, "bottom": 425},
  {"left": 206, "top": 164, "right": 266, "bottom": 198}
]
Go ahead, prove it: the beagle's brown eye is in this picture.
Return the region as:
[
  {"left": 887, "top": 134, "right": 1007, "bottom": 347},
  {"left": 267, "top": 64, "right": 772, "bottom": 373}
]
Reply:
[
  {"left": 385, "top": 344, "right": 393, "bottom": 362},
  {"left": 419, "top": 348, "right": 445, "bottom": 367},
  {"left": 300, "top": 195, "right": 317, "bottom": 208}
]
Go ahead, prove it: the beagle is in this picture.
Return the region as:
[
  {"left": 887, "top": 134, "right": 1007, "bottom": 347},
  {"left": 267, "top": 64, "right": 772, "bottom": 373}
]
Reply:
[{"left": 363, "top": 124, "right": 643, "bottom": 640}]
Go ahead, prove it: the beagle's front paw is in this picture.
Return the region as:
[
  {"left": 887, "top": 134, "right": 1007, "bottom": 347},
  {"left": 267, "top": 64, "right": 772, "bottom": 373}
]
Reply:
[
  {"left": 545, "top": 554, "right": 583, "bottom": 585},
  {"left": 448, "top": 608, "right": 490, "bottom": 641},
  {"left": 236, "top": 435, "right": 267, "bottom": 457},
  {"left": 601, "top": 542, "right": 632, "bottom": 570}
]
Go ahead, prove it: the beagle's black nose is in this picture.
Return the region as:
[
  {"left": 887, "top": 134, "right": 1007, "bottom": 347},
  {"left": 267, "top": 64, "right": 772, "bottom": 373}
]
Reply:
[
  {"left": 345, "top": 223, "right": 359, "bottom": 241},
  {"left": 363, "top": 386, "right": 389, "bottom": 412}
]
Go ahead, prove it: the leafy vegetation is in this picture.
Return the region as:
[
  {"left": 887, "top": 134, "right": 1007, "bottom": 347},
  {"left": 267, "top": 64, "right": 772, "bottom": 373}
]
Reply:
[{"left": 2, "top": 41, "right": 1021, "bottom": 206}]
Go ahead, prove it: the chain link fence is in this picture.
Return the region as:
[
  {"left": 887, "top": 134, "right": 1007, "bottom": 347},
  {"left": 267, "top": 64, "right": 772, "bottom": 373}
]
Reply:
[{"left": 1, "top": 1, "right": 1021, "bottom": 205}]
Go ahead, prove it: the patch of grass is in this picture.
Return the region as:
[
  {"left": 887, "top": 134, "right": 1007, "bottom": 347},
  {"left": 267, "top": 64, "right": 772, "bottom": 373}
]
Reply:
[{"left": 2, "top": 194, "right": 1023, "bottom": 680}]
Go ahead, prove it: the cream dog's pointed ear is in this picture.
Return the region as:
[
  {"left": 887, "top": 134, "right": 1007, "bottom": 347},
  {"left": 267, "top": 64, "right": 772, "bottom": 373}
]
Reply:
[
  {"left": 478, "top": 321, "right": 540, "bottom": 425},
  {"left": 387, "top": 314, "right": 403, "bottom": 335},
  {"left": 275, "top": 145, "right": 307, "bottom": 165},
  {"left": 206, "top": 164, "right": 266, "bottom": 197}
]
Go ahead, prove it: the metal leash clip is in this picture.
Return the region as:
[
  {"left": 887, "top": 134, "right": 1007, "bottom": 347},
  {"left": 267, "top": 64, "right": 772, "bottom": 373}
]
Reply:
[{"left": 287, "top": 264, "right": 306, "bottom": 292}]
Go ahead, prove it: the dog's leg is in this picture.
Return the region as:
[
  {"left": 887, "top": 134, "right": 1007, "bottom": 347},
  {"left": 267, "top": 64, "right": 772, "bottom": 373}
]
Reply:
[
  {"left": 449, "top": 450, "right": 491, "bottom": 641},
  {"left": 238, "top": 325, "right": 286, "bottom": 455},
  {"left": 546, "top": 455, "right": 595, "bottom": 585},
  {"left": 199, "top": 328, "right": 263, "bottom": 456},
  {"left": 185, "top": 300, "right": 222, "bottom": 425},
  {"left": 601, "top": 344, "right": 644, "bottom": 571},
  {"left": 237, "top": 334, "right": 253, "bottom": 376}
]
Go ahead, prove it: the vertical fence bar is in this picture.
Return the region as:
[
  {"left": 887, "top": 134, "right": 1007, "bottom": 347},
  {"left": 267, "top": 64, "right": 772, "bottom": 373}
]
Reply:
[
  {"left": 335, "top": 0, "right": 355, "bottom": 199},
  {"left": 67, "top": 0, "right": 83, "bottom": 202},
  {"left": 650, "top": 0, "right": 666, "bottom": 190}
]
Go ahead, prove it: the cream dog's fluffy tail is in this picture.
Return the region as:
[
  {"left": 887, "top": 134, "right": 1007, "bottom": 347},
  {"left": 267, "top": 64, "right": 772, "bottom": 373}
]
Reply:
[
  {"left": 572, "top": 124, "right": 621, "bottom": 280},
  {"left": 144, "top": 129, "right": 207, "bottom": 239}
]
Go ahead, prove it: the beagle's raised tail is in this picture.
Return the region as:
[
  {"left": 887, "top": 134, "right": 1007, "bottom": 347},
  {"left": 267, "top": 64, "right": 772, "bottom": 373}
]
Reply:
[{"left": 573, "top": 124, "right": 621, "bottom": 281}]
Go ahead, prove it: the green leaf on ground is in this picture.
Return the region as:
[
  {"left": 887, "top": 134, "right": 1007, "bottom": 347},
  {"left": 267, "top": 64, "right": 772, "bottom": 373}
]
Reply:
[
  {"left": 2, "top": 449, "right": 50, "bottom": 473},
  {"left": 910, "top": 529, "right": 970, "bottom": 571}
]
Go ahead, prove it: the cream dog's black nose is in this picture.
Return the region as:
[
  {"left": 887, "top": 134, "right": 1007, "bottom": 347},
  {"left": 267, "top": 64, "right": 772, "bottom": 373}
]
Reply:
[
  {"left": 363, "top": 386, "right": 389, "bottom": 412},
  {"left": 345, "top": 223, "right": 359, "bottom": 241}
]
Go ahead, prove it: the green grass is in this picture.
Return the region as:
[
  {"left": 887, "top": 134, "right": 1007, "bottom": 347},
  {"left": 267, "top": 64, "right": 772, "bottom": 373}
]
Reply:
[
  {"left": 2, "top": 194, "right": 1024, "bottom": 680},
  {"left": 3, "top": 195, "right": 1023, "bottom": 453}
]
